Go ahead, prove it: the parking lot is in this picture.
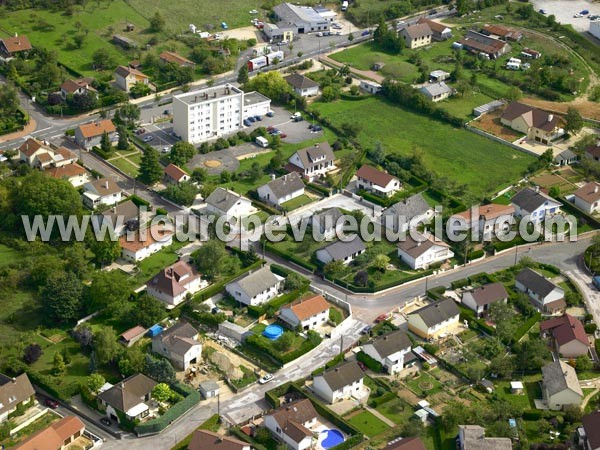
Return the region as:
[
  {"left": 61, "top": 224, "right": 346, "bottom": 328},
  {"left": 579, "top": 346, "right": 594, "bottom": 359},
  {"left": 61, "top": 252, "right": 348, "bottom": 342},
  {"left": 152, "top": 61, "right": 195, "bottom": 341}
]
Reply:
[{"left": 531, "top": 0, "right": 600, "bottom": 31}]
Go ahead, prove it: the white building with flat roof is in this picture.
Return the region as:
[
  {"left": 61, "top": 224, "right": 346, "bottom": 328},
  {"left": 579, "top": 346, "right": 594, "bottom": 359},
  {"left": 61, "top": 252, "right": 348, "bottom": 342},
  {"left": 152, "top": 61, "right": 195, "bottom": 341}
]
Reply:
[{"left": 173, "top": 84, "right": 271, "bottom": 144}]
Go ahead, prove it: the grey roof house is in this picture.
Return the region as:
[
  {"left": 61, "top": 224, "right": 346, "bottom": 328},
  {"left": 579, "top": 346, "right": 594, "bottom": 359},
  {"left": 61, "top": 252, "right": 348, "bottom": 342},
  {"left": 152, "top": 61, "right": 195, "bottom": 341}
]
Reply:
[
  {"left": 362, "top": 330, "right": 412, "bottom": 374},
  {"left": 407, "top": 298, "right": 460, "bottom": 339},
  {"left": 510, "top": 187, "right": 562, "bottom": 224},
  {"left": 515, "top": 267, "right": 565, "bottom": 314},
  {"left": 205, "top": 187, "right": 254, "bottom": 220},
  {"left": 0, "top": 373, "right": 35, "bottom": 424},
  {"left": 151, "top": 321, "right": 202, "bottom": 370},
  {"left": 225, "top": 266, "right": 284, "bottom": 306},
  {"left": 315, "top": 235, "right": 366, "bottom": 265},
  {"left": 542, "top": 360, "right": 583, "bottom": 410},
  {"left": 285, "top": 73, "right": 319, "bottom": 97},
  {"left": 461, "top": 282, "right": 508, "bottom": 317},
  {"left": 419, "top": 82, "right": 453, "bottom": 102},
  {"left": 257, "top": 172, "right": 305, "bottom": 207},
  {"left": 310, "top": 207, "right": 345, "bottom": 238},
  {"left": 97, "top": 373, "right": 158, "bottom": 423},
  {"left": 381, "top": 193, "right": 434, "bottom": 234},
  {"left": 312, "top": 361, "right": 364, "bottom": 404},
  {"left": 287, "top": 142, "right": 335, "bottom": 181}
]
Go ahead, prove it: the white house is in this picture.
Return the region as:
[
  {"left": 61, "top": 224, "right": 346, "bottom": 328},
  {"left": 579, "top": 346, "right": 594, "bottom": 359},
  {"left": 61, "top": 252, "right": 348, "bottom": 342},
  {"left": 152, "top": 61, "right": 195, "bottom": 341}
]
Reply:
[
  {"left": 399, "top": 23, "right": 432, "bottom": 49},
  {"left": 205, "top": 187, "right": 255, "bottom": 222},
  {"left": 74, "top": 119, "right": 117, "bottom": 150},
  {"left": 146, "top": 260, "right": 207, "bottom": 307},
  {"left": 461, "top": 282, "right": 508, "bottom": 318},
  {"left": 355, "top": 164, "right": 401, "bottom": 197},
  {"left": 511, "top": 187, "right": 562, "bottom": 224},
  {"left": 407, "top": 298, "right": 460, "bottom": 339},
  {"left": 316, "top": 236, "right": 366, "bottom": 265},
  {"left": 542, "top": 360, "right": 583, "bottom": 410},
  {"left": 97, "top": 374, "right": 157, "bottom": 423},
  {"left": 151, "top": 321, "right": 202, "bottom": 370},
  {"left": 225, "top": 266, "right": 284, "bottom": 306},
  {"left": 257, "top": 172, "right": 305, "bottom": 207},
  {"left": 381, "top": 193, "right": 434, "bottom": 234},
  {"left": 279, "top": 294, "right": 330, "bottom": 331},
  {"left": 45, "top": 163, "right": 90, "bottom": 187},
  {"left": 515, "top": 267, "right": 565, "bottom": 314},
  {"left": 97, "top": 200, "right": 142, "bottom": 237},
  {"left": 501, "top": 102, "right": 564, "bottom": 145},
  {"left": 114, "top": 65, "right": 150, "bottom": 93},
  {"left": 18, "top": 138, "right": 76, "bottom": 169},
  {"left": 120, "top": 225, "right": 174, "bottom": 262},
  {"left": 450, "top": 203, "right": 515, "bottom": 241},
  {"left": 457, "top": 425, "right": 512, "bottom": 450},
  {"left": 359, "top": 80, "right": 382, "bottom": 94},
  {"left": 362, "top": 330, "right": 412, "bottom": 374},
  {"left": 419, "top": 82, "right": 453, "bottom": 102},
  {"left": 573, "top": 182, "right": 600, "bottom": 214},
  {"left": 285, "top": 73, "right": 319, "bottom": 97},
  {"left": 397, "top": 234, "right": 454, "bottom": 270},
  {"left": 0, "top": 373, "right": 35, "bottom": 424},
  {"left": 164, "top": 164, "right": 191, "bottom": 184},
  {"left": 312, "top": 361, "right": 364, "bottom": 404},
  {"left": 287, "top": 142, "right": 335, "bottom": 182},
  {"left": 264, "top": 399, "right": 318, "bottom": 450},
  {"left": 82, "top": 178, "right": 122, "bottom": 209}
]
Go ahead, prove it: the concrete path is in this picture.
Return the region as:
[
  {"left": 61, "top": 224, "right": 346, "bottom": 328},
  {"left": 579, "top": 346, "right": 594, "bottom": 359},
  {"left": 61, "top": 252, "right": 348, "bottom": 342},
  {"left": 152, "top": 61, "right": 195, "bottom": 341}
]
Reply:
[{"left": 364, "top": 405, "right": 396, "bottom": 427}]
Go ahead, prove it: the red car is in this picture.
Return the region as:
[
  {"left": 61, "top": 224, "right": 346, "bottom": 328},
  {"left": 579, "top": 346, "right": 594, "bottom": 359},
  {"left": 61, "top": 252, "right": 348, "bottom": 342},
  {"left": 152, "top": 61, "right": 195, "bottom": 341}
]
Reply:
[
  {"left": 45, "top": 399, "right": 59, "bottom": 409},
  {"left": 280, "top": 133, "right": 287, "bottom": 139},
  {"left": 357, "top": 361, "right": 367, "bottom": 371},
  {"left": 374, "top": 314, "right": 389, "bottom": 323}
]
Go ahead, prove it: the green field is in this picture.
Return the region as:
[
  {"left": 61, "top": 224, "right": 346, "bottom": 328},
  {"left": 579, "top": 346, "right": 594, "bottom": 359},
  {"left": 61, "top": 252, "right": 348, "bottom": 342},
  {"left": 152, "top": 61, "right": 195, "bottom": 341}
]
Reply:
[
  {"left": 0, "top": 243, "right": 18, "bottom": 267},
  {"left": 111, "top": 156, "right": 140, "bottom": 178},
  {"left": 0, "top": 1, "right": 148, "bottom": 75},
  {"left": 312, "top": 97, "right": 535, "bottom": 199},
  {"left": 346, "top": 410, "right": 390, "bottom": 437}
]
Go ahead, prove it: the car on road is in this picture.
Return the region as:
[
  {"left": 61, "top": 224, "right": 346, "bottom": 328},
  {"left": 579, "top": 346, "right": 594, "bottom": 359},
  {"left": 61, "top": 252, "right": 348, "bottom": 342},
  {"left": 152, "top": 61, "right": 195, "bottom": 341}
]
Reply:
[
  {"left": 375, "top": 314, "right": 389, "bottom": 323},
  {"left": 538, "top": 9, "right": 546, "bottom": 14},
  {"left": 143, "top": 135, "right": 154, "bottom": 142},
  {"left": 45, "top": 398, "right": 59, "bottom": 408},
  {"left": 428, "top": 9, "right": 437, "bottom": 15},
  {"left": 590, "top": 14, "right": 600, "bottom": 20},
  {"left": 135, "top": 128, "right": 146, "bottom": 135},
  {"left": 161, "top": 146, "right": 170, "bottom": 153},
  {"left": 357, "top": 361, "right": 367, "bottom": 371},
  {"left": 360, "top": 325, "right": 372, "bottom": 335},
  {"left": 100, "top": 417, "right": 111, "bottom": 426},
  {"left": 259, "top": 373, "right": 274, "bottom": 384},
  {"left": 361, "top": 30, "right": 371, "bottom": 36},
  {"left": 280, "top": 133, "right": 287, "bottom": 138}
]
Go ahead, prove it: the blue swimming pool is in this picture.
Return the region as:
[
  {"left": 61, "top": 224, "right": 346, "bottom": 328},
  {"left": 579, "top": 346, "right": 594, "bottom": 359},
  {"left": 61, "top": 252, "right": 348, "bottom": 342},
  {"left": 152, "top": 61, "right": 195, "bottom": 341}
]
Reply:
[
  {"left": 321, "top": 429, "right": 345, "bottom": 449},
  {"left": 262, "top": 324, "right": 284, "bottom": 340}
]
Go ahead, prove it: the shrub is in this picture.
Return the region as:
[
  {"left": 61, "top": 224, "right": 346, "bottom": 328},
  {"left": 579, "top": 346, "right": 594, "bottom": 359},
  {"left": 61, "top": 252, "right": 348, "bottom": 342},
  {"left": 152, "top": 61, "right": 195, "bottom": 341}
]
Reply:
[{"left": 356, "top": 351, "right": 382, "bottom": 372}]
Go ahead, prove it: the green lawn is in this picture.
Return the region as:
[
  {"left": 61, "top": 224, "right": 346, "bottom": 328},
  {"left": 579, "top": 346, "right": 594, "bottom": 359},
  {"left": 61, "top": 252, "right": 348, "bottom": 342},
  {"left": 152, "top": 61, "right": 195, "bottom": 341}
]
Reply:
[
  {"left": 375, "top": 397, "right": 411, "bottom": 424},
  {"left": 345, "top": 410, "right": 390, "bottom": 437},
  {"left": 122, "top": 240, "right": 188, "bottom": 289},
  {"left": 0, "top": 243, "right": 18, "bottom": 267},
  {"left": 495, "top": 381, "right": 535, "bottom": 409},
  {"left": 404, "top": 371, "right": 443, "bottom": 397},
  {"left": 111, "top": 157, "right": 140, "bottom": 178},
  {"left": 281, "top": 194, "right": 314, "bottom": 211},
  {"left": 0, "top": 1, "right": 148, "bottom": 76},
  {"left": 312, "top": 97, "right": 535, "bottom": 200}
]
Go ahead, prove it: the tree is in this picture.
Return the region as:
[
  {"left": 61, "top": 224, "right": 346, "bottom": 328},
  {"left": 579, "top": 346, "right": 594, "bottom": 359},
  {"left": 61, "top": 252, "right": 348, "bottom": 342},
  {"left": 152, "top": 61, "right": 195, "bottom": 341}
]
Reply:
[
  {"left": 284, "top": 272, "right": 305, "bottom": 291},
  {"left": 191, "top": 168, "right": 208, "bottom": 183},
  {"left": 149, "top": 11, "right": 165, "bottom": 32},
  {"left": 85, "top": 271, "right": 131, "bottom": 314},
  {"left": 152, "top": 383, "right": 173, "bottom": 403},
  {"left": 72, "top": 324, "right": 94, "bottom": 348},
  {"left": 192, "top": 239, "right": 227, "bottom": 280},
  {"left": 169, "top": 141, "right": 196, "bottom": 167},
  {"left": 92, "top": 48, "right": 115, "bottom": 70},
  {"left": 93, "top": 327, "right": 121, "bottom": 366},
  {"left": 131, "top": 293, "right": 166, "bottom": 328},
  {"left": 237, "top": 64, "right": 249, "bottom": 85},
  {"left": 575, "top": 355, "right": 593, "bottom": 372},
  {"left": 162, "top": 182, "right": 199, "bottom": 206},
  {"left": 273, "top": 331, "right": 294, "bottom": 351},
  {"left": 53, "top": 352, "right": 66, "bottom": 376},
  {"left": 87, "top": 373, "right": 106, "bottom": 392},
  {"left": 118, "top": 345, "right": 146, "bottom": 377},
  {"left": 373, "top": 254, "right": 390, "bottom": 272},
  {"left": 0, "top": 83, "right": 19, "bottom": 114},
  {"left": 138, "top": 148, "right": 163, "bottom": 185},
  {"left": 321, "top": 85, "right": 340, "bottom": 102},
  {"left": 354, "top": 270, "right": 368, "bottom": 286},
  {"left": 143, "top": 354, "right": 176, "bottom": 384},
  {"left": 565, "top": 107, "right": 584, "bottom": 135},
  {"left": 119, "top": 103, "right": 140, "bottom": 128},
  {"left": 73, "top": 33, "right": 85, "bottom": 49},
  {"left": 244, "top": 71, "right": 293, "bottom": 102},
  {"left": 117, "top": 126, "right": 129, "bottom": 150},
  {"left": 130, "top": 82, "right": 151, "bottom": 98},
  {"left": 348, "top": 32, "right": 354, "bottom": 41},
  {"left": 100, "top": 131, "right": 113, "bottom": 155},
  {"left": 87, "top": 232, "right": 121, "bottom": 265},
  {"left": 23, "top": 344, "right": 42, "bottom": 364},
  {"left": 324, "top": 260, "right": 345, "bottom": 278},
  {"left": 248, "top": 161, "right": 263, "bottom": 182},
  {"left": 41, "top": 271, "right": 83, "bottom": 323}
]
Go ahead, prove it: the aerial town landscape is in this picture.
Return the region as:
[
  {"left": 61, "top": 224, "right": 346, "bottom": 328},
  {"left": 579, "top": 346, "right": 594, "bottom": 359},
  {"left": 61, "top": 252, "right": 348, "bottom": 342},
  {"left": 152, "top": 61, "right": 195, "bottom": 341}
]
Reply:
[{"left": 0, "top": 0, "right": 600, "bottom": 449}]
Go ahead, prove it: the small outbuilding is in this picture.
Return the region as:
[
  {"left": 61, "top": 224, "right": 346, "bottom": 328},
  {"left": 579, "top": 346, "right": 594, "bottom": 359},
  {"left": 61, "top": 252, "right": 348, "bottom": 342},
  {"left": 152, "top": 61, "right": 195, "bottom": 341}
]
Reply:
[
  {"left": 510, "top": 381, "right": 524, "bottom": 395},
  {"left": 199, "top": 380, "right": 220, "bottom": 399}
]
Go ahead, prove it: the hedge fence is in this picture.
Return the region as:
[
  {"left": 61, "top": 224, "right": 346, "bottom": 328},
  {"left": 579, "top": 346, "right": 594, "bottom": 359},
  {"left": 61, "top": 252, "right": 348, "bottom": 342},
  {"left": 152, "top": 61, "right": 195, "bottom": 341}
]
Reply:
[
  {"left": 135, "top": 382, "right": 200, "bottom": 436},
  {"left": 356, "top": 351, "right": 382, "bottom": 373},
  {"left": 264, "top": 241, "right": 316, "bottom": 272},
  {"left": 244, "top": 330, "right": 322, "bottom": 365},
  {"left": 247, "top": 281, "right": 310, "bottom": 317},
  {"left": 192, "top": 260, "right": 263, "bottom": 302}
]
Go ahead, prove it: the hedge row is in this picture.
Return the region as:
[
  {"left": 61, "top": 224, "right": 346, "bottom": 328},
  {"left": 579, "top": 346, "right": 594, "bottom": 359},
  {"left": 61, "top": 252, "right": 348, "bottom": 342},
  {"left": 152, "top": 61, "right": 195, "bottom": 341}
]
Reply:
[
  {"left": 333, "top": 269, "right": 434, "bottom": 293},
  {"left": 265, "top": 381, "right": 293, "bottom": 408},
  {"left": 247, "top": 282, "right": 310, "bottom": 318},
  {"left": 229, "top": 427, "right": 269, "bottom": 450},
  {"left": 368, "top": 391, "right": 396, "bottom": 408},
  {"left": 512, "top": 313, "right": 541, "bottom": 342},
  {"left": 26, "top": 370, "right": 77, "bottom": 401},
  {"left": 356, "top": 351, "right": 382, "bottom": 373},
  {"left": 264, "top": 241, "right": 316, "bottom": 272},
  {"left": 458, "top": 306, "right": 495, "bottom": 336},
  {"left": 492, "top": 235, "right": 527, "bottom": 253},
  {"left": 426, "top": 286, "right": 446, "bottom": 301},
  {"left": 129, "top": 194, "right": 151, "bottom": 208},
  {"left": 305, "top": 182, "right": 331, "bottom": 197},
  {"left": 451, "top": 272, "right": 496, "bottom": 290},
  {"left": 135, "top": 383, "right": 200, "bottom": 436}
]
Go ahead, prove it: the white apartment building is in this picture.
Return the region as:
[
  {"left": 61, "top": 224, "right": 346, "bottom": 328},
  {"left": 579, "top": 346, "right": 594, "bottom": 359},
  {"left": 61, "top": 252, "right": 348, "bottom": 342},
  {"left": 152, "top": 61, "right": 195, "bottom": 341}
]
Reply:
[{"left": 173, "top": 84, "right": 271, "bottom": 144}]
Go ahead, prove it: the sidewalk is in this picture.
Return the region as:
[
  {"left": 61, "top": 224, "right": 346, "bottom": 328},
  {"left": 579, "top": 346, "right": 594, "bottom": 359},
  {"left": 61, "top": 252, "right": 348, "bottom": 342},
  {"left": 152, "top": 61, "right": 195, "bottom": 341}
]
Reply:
[
  {"left": 364, "top": 405, "right": 396, "bottom": 427},
  {"left": 0, "top": 118, "right": 37, "bottom": 143}
]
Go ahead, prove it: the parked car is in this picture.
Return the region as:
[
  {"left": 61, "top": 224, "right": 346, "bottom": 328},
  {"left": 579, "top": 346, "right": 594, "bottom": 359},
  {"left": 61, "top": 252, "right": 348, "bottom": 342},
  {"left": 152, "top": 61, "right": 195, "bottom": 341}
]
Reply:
[
  {"left": 357, "top": 361, "right": 367, "bottom": 371},
  {"left": 374, "top": 314, "right": 389, "bottom": 323},
  {"left": 254, "top": 115, "right": 262, "bottom": 121},
  {"left": 259, "top": 373, "right": 274, "bottom": 384},
  {"left": 100, "top": 417, "right": 111, "bottom": 426},
  {"left": 313, "top": 125, "right": 323, "bottom": 132},
  {"left": 590, "top": 14, "right": 600, "bottom": 20},
  {"left": 538, "top": 9, "right": 546, "bottom": 14},
  {"left": 161, "top": 147, "right": 170, "bottom": 153},
  {"left": 249, "top": 9, "right": 258, "bottom": 14},
  {"left": 581, "top": 9, "right": 590, "bottom": 15},
  {"left": 316, "top": 32, "right": 324, "bottom": 37},
  {"left": 360, "top": 325, "right": 372, "bottom": 335},
  {"left": 361, "top": 30, "right": 371, "bottom": 36},
  {"left": 163, "top": 109, "right": 170, "bottom": 115},
  {"left": 135, "top": 128, "right": 146, "bottom": 135},
  {"left": 248, "top": 116, "right": 256, "bottom": 123},
  {"left": 280, "top": 133, "right": 287, "bottom": 138},
  {"left": 428, "top": 9, "right": 437, "bottom": 15},
  {"left": 143, "top": 135, "right": 154, "bottom": 142},
  {"left": 45, "top": 399, "right": 59, "bottom": 409},
  {"left": 267, "top": 125, "right": 275, "bottom": 132},
  {"left": 266, "top": 111, "right": 274, "bottom": 117},
  {"left": 271, "top": 129, "right": 282, "bottom": 136},
  {"left": 243, "top": 119, "right": 252, "bottom": 126}
]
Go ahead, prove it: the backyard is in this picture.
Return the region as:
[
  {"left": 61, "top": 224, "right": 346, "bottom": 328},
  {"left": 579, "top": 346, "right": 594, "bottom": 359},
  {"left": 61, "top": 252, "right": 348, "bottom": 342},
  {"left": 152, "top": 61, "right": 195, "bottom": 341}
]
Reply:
[
  {"left": 345, "top": 409, "right": 390, "bottom": 437},
  {"left": 312, "top": 97, "right": 535, "bottom": 200}
]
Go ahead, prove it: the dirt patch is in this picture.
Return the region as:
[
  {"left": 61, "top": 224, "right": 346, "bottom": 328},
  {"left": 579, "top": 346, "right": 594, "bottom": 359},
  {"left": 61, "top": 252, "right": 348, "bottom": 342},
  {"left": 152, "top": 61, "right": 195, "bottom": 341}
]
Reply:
[
  {"left": 531, "top": 173, "right": 567, "bottom": 188},
  {"left": 204, "top": 160, "right": 222, "bottom": 168},
  {"left": 521, "top": 96, "right": 600, "bottom": 119},
  {"left": 470, "top": 111, "right": 523, "bottom": 141},
  {"left": 222, "top": 26, "right": 260, "bottom": 41}
]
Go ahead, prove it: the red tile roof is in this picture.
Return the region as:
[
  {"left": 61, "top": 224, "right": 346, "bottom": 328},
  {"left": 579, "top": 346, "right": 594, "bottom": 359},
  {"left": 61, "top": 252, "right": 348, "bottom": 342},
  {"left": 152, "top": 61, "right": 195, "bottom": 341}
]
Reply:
[
  {"left": 120, "top": 225, "right": 173, "bottom": 252},
  {"left": 573, "top": 181, "right": 600, "bottom": 205},
  {"left": 416, "top": 17, "right": 449, "bottom": 34},
  {"left": 18, "top": 138, "right": 45, "bottom": 157},
  {"left": 1, "top": 35, "right": 32, "bottom": 54},
  {"left": 540, "top": 314, "right": 588, "bottom": 347},
  {"left": 164, "top": 163, "right": 190, "bottom": 182},
  {"left": 78, "top": 119, "right": 116, "bottom": 139},
  {"left": 356, "top": 164, "right": 397, "bottom": 188},
  {"left": 288, "top": 294, "right": 330, "bottom": 321},
  {"left": 14, "top": 416, "right": 84, "bottom": 450},
  {"left": 386, "top": 437, "right": 427, "bottom": 450},
  {"left": 45, "top": 163, "right": 88, "bottom": 180},
  {"left": 146, "top": 260, "right": 200, "bottom": 297},
  {"left": 453, "top": 203, "right": 515, "bottom": 223},
  {"left": 120, "top": 325, "right": 146, "bottom": 342},
  {"left": 159, "top": 51, "right": 195, "bottom": 66}
]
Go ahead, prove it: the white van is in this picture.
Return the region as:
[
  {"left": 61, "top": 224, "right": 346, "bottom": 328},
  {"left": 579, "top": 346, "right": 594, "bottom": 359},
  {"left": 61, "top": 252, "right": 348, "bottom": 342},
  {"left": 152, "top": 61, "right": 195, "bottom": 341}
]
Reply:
[
  {"left": 341, "top": 1, "right": 349, "bottom": 11},
  {"left": 256, "top": 136, "right": 269, "bottom": 148}
]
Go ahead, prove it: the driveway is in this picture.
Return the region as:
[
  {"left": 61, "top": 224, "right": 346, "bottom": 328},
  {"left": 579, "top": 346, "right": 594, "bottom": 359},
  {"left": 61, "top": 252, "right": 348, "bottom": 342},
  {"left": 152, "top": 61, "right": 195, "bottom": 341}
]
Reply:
[{"left": 285, "top": 193, "right": 382, "bottom": 227}]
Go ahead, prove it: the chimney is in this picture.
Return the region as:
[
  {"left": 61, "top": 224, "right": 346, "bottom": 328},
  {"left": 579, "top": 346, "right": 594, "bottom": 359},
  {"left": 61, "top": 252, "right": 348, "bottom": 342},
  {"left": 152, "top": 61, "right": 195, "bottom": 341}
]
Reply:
[
  {"left": 535, "top": 186, "right": 540, "bottom": 193},
  {"left": 548, "top": 114, "right": 553, "bottom": 122},
  {"left": 11, "top": 377, "right": 16, "bottom": 383},
  {"left": 113, "top": 206, "right": 117, "bottom": 213},
  {"left": 417, "top": 240, "right": 422, "bottom": 246},
  {"left": 271, "top": 173, "right": 276, "bottom": 181},
  {"left": 104, "top": 181, "right": 109, "bottom": 189},
  {"left": 595, "top": 185, "right": 599, "bottom": 194}
]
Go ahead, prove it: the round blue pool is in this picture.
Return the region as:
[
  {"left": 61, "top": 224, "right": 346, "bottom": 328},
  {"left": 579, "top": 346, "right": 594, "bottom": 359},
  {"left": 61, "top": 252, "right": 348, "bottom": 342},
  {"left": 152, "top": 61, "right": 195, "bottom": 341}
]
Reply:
[
  {"left": 262, "top": 324, "right": 284, "bottom": 340},
  {"left": 321, "top": 430, "right": 344, "bottom": 449}
]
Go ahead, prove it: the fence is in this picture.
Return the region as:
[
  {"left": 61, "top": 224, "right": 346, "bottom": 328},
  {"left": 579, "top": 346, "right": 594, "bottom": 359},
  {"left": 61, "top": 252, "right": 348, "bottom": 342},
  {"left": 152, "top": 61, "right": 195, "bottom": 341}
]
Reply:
[{"left": 465, "top": 124, "right": 539, "bottom": 157}]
